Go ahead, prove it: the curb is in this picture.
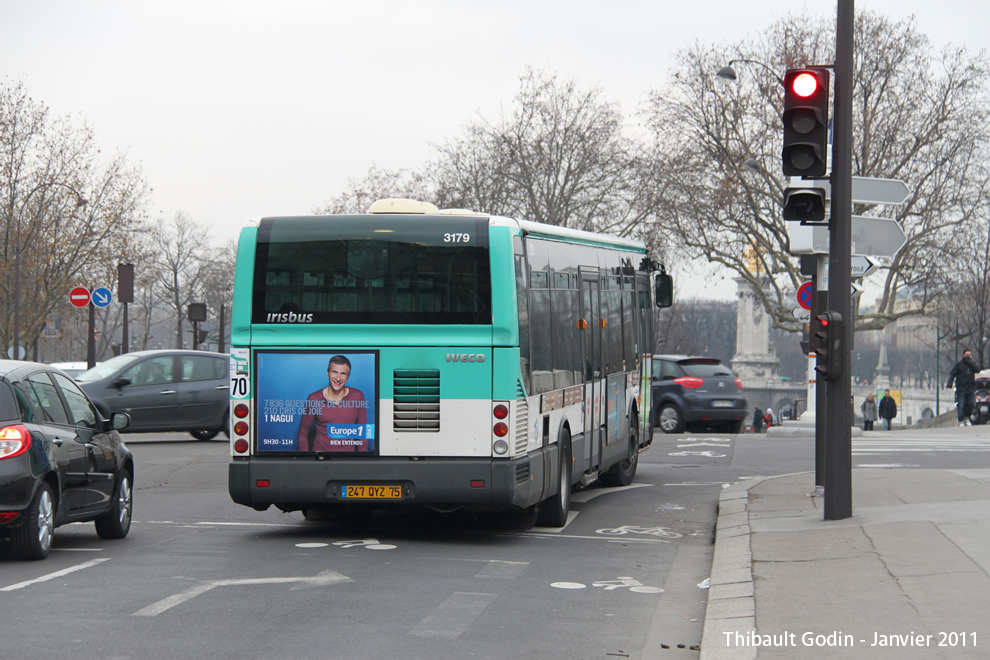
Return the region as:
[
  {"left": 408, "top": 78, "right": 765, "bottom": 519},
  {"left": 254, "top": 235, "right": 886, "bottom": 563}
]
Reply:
[{"left": 699, "top": 478, "right": 762, "bottom": 660}]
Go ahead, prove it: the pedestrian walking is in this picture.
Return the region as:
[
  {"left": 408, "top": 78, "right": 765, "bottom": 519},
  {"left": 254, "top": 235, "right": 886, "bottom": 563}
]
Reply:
[
  {"left": 764, "top": 407, "right": 774, "bottom": 429},
  {"left": 878, "top": 390, "right": 897, "bottom": 431},
  {"left": 752, "top": 407, "right": 764, "bottom": 433},
  {"left": 946, "top": 349, "right": 981, "bottom": 427},
  {"left": 860, "top": 393, "right": 878, "bottom": 431}
]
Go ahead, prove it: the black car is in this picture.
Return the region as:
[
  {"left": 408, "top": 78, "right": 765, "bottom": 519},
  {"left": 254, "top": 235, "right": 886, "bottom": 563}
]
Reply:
[
  {"left": 651, "top": 355, "right": 747, "bottom": 434},
  {"left": 0, "top": 360, "right": 133, "bottom": 560},
  {"left": 76, "top": 350, "right": 230, "bottom": 440}
]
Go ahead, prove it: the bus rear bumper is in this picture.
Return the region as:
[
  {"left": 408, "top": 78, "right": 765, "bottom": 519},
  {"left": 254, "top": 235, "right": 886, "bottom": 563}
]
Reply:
[{"left": 228, "top": 453, "right": 547, "bottom": 513}]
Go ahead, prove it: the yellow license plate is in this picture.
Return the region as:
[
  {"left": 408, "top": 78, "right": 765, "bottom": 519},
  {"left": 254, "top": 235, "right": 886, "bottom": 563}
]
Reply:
[{"left": 342, "top": 485, "right": 402, "bottom": 499}]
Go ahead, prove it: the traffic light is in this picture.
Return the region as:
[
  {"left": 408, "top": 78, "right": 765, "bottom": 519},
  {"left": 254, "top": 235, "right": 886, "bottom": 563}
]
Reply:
[
  {"left": 782, "top": 186, "right": 827, "bottom": 223},
  {"left": 782, "top": 68, "right": 830, "bottom": 177},
  {"left": 813, "top": 311, "right": 843, "bottom": 381}
]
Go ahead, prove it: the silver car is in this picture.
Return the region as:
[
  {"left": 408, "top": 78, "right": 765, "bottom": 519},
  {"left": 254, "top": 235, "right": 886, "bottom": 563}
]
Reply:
[{"left": 76, "top": 350, "right": 229, "bottom": 440}]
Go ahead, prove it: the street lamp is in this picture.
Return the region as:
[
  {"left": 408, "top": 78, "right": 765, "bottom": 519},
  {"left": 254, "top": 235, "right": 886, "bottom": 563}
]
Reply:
[
  {"left": 11, "top": 182, "right": 87, "bottom": 360},
  {"left": 716, "top": 59, "right": 784, "bottom": 87}
]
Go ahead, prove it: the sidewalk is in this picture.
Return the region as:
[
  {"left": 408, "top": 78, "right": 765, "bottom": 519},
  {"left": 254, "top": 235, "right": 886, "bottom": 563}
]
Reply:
[{"left": 700, "top": 434, "right": 990, "bottom": 658}]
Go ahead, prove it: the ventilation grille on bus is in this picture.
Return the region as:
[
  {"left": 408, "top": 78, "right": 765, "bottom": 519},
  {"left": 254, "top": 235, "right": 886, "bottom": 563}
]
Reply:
[
  {"left": 514, "top": 379, "right": 529, "bottom": 454},
  {"left": 393, "top": 369, "right": 440, "bottom": 432}
]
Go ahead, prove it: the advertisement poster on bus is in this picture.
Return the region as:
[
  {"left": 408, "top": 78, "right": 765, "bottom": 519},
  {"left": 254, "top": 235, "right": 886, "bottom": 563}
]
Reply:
[{"left": 255, "top": 351, "right": 378, "bottom": 453}]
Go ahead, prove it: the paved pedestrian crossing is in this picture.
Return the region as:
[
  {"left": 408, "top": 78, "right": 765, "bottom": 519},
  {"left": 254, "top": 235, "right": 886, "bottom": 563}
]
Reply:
[{"left": 853, "top": 434, "right": 990, "bottom": 455}]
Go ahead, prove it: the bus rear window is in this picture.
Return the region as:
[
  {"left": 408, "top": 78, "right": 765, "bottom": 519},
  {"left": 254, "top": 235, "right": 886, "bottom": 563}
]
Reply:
[{"left": 252, "top": 216, "right": 492, "bottom": 325}]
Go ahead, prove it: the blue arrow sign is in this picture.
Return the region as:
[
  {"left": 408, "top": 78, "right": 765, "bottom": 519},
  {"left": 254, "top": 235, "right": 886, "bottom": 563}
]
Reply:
[{"left": 91, "top": 287, "right": 113, "bottom": 308}]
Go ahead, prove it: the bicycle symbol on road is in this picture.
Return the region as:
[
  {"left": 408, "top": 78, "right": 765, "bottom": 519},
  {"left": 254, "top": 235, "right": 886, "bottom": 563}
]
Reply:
[
  {"left": 551, "top": 576, "right": 664, "bottom": 594},
  {"left": 295, "top": 538, "right": 396, "bottom": 551},
  {"left": 596, "top": 525, "right": 683, "bottom": 539}
]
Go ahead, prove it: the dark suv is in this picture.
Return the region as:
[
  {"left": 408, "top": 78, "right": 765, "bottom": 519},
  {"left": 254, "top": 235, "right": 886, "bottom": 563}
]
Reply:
[
  {"left": 1, "top": 360, "right": 133, "bottom": 560},
  {"left": 76, "top": 350, "right": 230, "bottom": 440},
  {"left": 651, "top": 355, "right": 747, "bottom": 434}
]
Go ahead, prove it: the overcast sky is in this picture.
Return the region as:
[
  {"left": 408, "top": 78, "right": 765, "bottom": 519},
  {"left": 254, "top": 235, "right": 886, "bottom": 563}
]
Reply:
[{"left": 4, "top": 1, "right": 988, "bottom": 299}]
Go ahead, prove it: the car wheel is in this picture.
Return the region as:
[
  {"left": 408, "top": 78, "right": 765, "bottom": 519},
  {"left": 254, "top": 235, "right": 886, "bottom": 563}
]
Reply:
[
  {"left": 191, "top": 429, "right": 220, "bottom": 441},
  {"left": 12, "top": 482, "right": 55, "bottom": 560},
  {"left": 657, "top": 403, "right": 685, "bottom": 434},
  {"left": 537, "top": 429, "right": 571, "bottom": 527},
  {"left": 95, "top": 471, "right": 133, "bottom": 539}
]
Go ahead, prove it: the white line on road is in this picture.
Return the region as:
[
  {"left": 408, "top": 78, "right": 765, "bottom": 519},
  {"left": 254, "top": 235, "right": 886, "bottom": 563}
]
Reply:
[
  {"left": 0, "top": 558, "right": 111, "bottom": 592},
  {"left": 132, "top": 569, "right": 351, "bottom": 617},
  {"left": 411, "top": 592, "right": 497, "bottom": 639}
]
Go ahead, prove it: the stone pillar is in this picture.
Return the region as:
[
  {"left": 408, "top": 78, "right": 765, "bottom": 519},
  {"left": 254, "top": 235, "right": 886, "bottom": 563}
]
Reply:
[
  {"left": 731, "top": 276, "right": 780, "bottom": 383},
  {"left": 874, "top": 342, "right": 891, "bottom": 392}
]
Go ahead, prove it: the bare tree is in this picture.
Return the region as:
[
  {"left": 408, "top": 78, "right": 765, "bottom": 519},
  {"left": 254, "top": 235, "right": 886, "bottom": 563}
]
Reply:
[
  {"left": 315, "top": 164, "right": 432, "bottom": 215},
  {"left": 644, "top": 11, "right": 990, "bottom": 332},
  {"left": 430, "top": 69, "right": 667, "bottom": 255},
  {"left": 1, "top": 80, "right": 149, "bottom": 354},
  {"left": 654, "top": 299, "right": 737, "bottom": 363},
  {"left": 153, "top": 211, "right": 212, "bottom": 349}
]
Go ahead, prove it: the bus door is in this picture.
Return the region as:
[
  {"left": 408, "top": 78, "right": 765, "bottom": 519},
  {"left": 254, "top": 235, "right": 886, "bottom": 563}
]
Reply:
[{"left": 580, "top": 272, "right": 603, "bottom": 470}]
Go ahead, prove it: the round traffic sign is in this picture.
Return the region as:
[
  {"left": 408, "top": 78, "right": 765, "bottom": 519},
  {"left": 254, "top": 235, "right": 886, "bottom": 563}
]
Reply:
[
  {"left": 796, "top": 281, "right": 814, "bottom": 310},
  {"left": 69, "top": 286, "right": 91, "bottom": 308},
  {"left": 91, "top": 287, "right": 113, "bottom": 308}
]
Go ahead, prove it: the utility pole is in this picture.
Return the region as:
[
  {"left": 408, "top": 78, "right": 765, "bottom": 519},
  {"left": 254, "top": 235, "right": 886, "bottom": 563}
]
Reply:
[{"left": 824, "top": 0, "right": 854, "bottom": 520}]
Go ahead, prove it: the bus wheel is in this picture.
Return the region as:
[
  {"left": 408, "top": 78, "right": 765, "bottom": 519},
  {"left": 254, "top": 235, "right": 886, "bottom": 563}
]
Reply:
[
  {"left": 537, "top": 431, "right": 571, "bottom": 527},
  {"left": 601, "top": 419, "right": 638, "bottom": 487}
]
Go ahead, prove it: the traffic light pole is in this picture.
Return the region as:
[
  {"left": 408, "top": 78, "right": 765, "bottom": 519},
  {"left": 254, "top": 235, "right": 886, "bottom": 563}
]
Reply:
[{"left": 824, "top": 0, "right": 854, "bottom": 520}]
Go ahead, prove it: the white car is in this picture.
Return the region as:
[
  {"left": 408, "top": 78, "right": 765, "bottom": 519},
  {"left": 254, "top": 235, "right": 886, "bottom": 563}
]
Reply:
[{"left": 48, "top": 361, "right": 97, "bottom": 379}]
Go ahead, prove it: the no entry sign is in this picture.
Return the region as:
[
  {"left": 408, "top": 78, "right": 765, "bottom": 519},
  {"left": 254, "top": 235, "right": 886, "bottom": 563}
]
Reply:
[{"left": 69, "top": 286, "right": 91, "bottom": 308}]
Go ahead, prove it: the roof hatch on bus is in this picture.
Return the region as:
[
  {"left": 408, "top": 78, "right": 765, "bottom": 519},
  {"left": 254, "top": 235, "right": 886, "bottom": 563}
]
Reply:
[{"left": 368, "top": 198, "right": 439, "bottom": 214}]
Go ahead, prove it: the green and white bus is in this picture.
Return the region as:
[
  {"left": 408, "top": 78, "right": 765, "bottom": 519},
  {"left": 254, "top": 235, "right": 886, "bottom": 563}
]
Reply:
[{"left": 227, "top": 199, "right": 671, "bottom": 526}]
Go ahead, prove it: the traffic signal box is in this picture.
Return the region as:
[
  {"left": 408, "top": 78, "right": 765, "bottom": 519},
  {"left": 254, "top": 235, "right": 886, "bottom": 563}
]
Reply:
[
  {"left": 781, "top": 68, "right": 830, "bottom": 178},
  {"left": 782, "top": 185, "right": 827, "bottom": 224},
  {"left": 813, "top": 311, "right": 843, "bottom": 381}
]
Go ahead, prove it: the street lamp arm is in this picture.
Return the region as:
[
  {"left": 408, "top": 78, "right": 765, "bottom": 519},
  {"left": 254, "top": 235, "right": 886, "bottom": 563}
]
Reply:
[{"left": 717, "top": 59, "right": 785, "bottom": 87}]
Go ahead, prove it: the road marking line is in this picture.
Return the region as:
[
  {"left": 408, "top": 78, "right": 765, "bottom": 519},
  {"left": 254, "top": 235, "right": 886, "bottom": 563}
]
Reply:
[
  {"left": 411, "top": 592, "right": 497, "bottom": 639},
  {"left": 1, "top": 558, "right": 111, "bottom": 592},
  {"left": 475, "top": 560, "right": 529, "bottom": 579},
  {"left": 132, "top": 570, "right": 351, "bottom": 616}
]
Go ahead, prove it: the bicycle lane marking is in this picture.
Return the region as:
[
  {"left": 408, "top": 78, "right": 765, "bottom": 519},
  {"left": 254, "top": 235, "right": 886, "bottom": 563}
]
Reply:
[{"left": 1, "top": 558, "right": 111, "bottom": 592}]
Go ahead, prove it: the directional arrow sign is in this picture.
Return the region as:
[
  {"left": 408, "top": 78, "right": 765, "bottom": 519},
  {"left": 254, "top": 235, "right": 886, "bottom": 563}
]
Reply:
[
  {"left": 788, "top": 217, "right": 906, "bottom": 257},
  {"left": 851, "top": 215, "right": 907, "bottom": 257},
  {"left": 91, "top": 287, "right": 113, "bottom": 308},
  {"left": 850, "top": 255, "right": 880, "bottom": 278},
  {"left": 851, "top": 177, "right": 911, "bottom": 205},
  {"left": 786, "top": 176, "right": 911, "bottom": 206}
]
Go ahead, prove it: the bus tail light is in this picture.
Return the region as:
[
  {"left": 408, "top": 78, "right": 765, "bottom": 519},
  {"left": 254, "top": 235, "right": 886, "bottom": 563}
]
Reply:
[
  {"left": 492, "top": 402, "right": 511, "bottom": 455},
  {"left": 232, "top": 403, "right": 251, "bottom": 455}
]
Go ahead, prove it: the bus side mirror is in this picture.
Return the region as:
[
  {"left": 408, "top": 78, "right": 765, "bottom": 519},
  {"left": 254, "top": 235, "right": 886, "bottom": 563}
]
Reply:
[{"left": 655, "top": 273, "right": 673, "bottom": 308}]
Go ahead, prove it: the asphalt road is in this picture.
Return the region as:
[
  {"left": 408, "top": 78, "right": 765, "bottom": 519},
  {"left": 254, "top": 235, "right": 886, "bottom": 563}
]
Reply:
[
  {"left": 0, "top": 431, "right": 726, "bottom": 660},
  {"left": 4, "top": 425, "right": 986, "bottom": 659}
]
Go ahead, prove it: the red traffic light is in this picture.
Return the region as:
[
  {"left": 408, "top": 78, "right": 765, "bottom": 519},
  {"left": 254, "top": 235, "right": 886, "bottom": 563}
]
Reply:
[{"left": 791, "top": 72, "right": 819, "bottom": 98}]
